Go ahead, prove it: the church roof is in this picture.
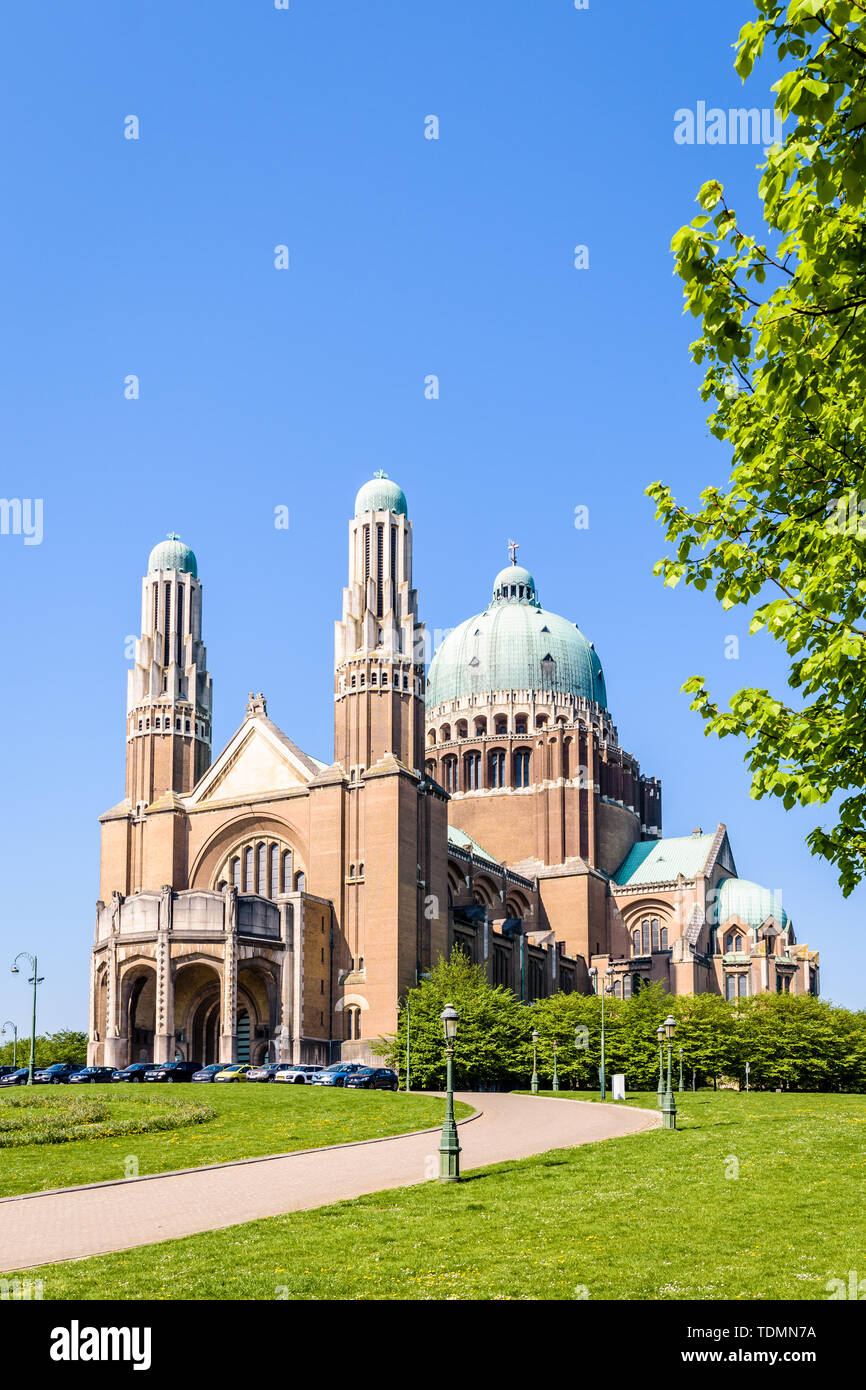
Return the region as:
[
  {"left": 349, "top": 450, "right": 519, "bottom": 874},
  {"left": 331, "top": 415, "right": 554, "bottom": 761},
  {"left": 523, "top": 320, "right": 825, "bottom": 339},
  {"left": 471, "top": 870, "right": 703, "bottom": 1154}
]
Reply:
[
  {"left": 148, "top": 532, "right": 197, "bottom": 577},
  {"left": 717, "top": 877, "right": 788, "bottom": 928},
  {"left": 613, "top": 832, "right": 717, "bottom": 886},
  {"left": 354, "top": 473, "right": 407, "bottom": 518},
  {"left": 426, "top": 559, "right": 606, "bottom": 709},
  {"left": 447, "top": 823, "right": 502, "bottom": 868}
]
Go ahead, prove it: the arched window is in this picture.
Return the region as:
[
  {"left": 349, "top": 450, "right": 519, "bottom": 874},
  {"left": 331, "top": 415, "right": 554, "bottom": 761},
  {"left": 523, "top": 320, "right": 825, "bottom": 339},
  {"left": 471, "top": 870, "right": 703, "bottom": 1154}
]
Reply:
[
  {"left": 633, "top": 928, "right": 641, "bottom": 954},
  {"left": 515, "top": 749, "right": 531, "bottom": 788},
  {"left": 725, "top": 933, "right": 735, "bottom": 953},
  {"left": 652, "top": 919, "right": 660, "bottom": 952},
  {"left": 623, "top": 973, "right": 633, "bottom": 1000},
  {"left": 613, "top": 980, "right": 622, "bottom": 999},
  {"left": 270, "top": 844, "right": 280, "bottom": 898},
  {"left": 494, "top": 717, "right": 507, "bottom": 736},
  {"left": 735, "top": 935, "right": 743, "bottom": 952},
  {"left": 282, "top": 850, "right": 293, "bottom": 893},
  {"left": 464, "top": 752, "right": 481, "bottom": 791},
  {"left": 257, "top": 842, "right": 267, "bottom": 895},
  {"left": 244, "top": 847, "right": 254, "bottom": 893},
  {"left": 456, "top": 720, "right": 468, "bottom": 739},
  {"left": 660, "top": 926, "right": 668, "bottom": 950},
  {"left": 725, "top": 975, "right": 736, "bottom": 1001},
  {"left": 488, "top": 750, "right": 506, "bottom": 788},
  {"left": 641, "top": 919, "right": 650, "bottom": 954},
  {"left": 440, "top": 724, "right": 451, "bottom": 742},
  {"left": 515, "top": 716, "right": 528, "bottom": 736},
  {"left": 295, "top": 871, "right": 306, "bottom": 892},
  {"left": 443, "top": 756, "right": 458, "bottom": 793},
  {"left": 562, "top": 737, "right": 570, "bottom": 779},
  {"left": 474, "top": 716, "right": 487, "bottom": 737},
  {"left": 425, "top": 760, "right": 436, "bottom": 778},
  {"left": 738, "top": 975, "right": 749, "bottom": 997}
]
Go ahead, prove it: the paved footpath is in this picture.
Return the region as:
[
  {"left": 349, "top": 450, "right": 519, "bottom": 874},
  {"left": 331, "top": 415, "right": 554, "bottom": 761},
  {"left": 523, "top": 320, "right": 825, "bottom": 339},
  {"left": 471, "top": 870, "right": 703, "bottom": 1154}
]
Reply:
[{"left": 0, "top": 1093, "right": 657, "bottom": 1271}]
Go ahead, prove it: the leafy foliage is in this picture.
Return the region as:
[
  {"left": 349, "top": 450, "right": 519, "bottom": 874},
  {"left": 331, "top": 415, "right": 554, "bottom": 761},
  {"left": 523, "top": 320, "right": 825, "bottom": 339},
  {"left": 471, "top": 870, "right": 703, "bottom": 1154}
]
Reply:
[
  {"left": 647, "top": 1, "right": 866, "bottom": 893},
  {"left": 379, "top": 954, "right": 866, "bottom": 1092},
  {"left": 0, "top": 1030, "right": 88, "bottom": 1068}
]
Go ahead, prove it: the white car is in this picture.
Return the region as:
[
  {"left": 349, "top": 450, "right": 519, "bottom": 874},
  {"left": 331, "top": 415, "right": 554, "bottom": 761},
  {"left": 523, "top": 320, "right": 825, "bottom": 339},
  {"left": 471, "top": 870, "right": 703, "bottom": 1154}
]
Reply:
[{"left": 274, "top": 1064, "right": 324, "bottom": 1084}]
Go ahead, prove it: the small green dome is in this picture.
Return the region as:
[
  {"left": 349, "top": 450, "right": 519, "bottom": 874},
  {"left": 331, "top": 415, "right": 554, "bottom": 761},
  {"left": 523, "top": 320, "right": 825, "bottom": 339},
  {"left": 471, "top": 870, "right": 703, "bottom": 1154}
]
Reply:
[
  {"left": 354, "top": 472, "right": 408, "bottom": 518},
  {"left": 717, "top": 877, "right": 788, "bottom": 928},
  {"left": 148, "top": 533, "right": 198, "bottom": 578},
  {"left": 426, "top": 561, "right": 606, "bottom": 708}
]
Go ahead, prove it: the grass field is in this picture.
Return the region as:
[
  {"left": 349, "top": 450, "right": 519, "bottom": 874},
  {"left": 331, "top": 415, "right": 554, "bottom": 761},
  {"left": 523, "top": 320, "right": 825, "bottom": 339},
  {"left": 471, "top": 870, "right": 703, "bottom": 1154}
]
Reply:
[
  {"left": 12, "top": 1090, "right": 864, "bottom": 1300},
  {"left": 0, "top": 1084, "right": 471, "bottom": 1197}
]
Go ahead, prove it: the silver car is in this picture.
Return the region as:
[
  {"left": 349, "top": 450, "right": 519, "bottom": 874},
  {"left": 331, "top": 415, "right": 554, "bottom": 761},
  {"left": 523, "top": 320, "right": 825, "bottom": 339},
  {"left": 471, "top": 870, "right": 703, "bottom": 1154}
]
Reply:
[{"left": 273, "top": 1064, "right": 324, "bottom": 1085}]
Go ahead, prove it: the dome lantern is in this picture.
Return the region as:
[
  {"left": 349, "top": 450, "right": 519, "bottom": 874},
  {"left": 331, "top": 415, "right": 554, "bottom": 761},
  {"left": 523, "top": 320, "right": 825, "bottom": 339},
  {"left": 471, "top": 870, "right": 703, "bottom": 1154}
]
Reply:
[{"left": 354, "top": 471, "right": 408, "bottom": 518}]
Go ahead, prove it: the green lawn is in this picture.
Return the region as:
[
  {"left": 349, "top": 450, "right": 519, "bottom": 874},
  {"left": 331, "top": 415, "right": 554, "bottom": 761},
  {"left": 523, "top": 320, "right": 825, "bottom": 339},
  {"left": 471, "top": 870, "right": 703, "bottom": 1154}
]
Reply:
[
  {"left": 11, "top": 1090, "right": 865, "bottom": 1300},
  {"left": 0, "top": 1084, "right": 470, "bottom": 1197}
]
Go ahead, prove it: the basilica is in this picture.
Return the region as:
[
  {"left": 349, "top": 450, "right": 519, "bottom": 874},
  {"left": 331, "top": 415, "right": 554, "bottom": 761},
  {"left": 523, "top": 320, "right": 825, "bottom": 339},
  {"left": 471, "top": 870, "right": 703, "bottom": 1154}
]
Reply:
[{"left": 87, "top": 475, "right": 820, "bottom": 1068}]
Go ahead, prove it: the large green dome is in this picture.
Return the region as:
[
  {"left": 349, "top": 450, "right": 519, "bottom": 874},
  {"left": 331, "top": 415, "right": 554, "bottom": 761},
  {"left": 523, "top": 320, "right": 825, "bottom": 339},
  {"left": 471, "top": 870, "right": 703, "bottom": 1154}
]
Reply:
[
  {"left": 717, "top": 878, "right": 788, "bottom": 928},
  {"left": 426, "top": 562, "right": 606, "bottom": 708},
  {"left": 355, "top": 473, "right": 408, "bottom": 518},
  {"left": 148, "top": 533, "right": 197, "bottom": 578}
]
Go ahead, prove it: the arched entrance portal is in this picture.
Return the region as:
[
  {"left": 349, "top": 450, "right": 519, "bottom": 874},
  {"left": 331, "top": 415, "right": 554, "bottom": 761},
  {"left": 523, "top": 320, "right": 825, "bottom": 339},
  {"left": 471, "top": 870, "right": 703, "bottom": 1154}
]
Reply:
[{"left": 119, "top": 963, "right": 157, "bottom": 1065}]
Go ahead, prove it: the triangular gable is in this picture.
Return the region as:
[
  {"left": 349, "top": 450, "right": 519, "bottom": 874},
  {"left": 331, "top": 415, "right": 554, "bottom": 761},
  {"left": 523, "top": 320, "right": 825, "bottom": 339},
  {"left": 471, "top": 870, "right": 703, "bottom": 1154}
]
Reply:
[{"left": 188, "top": 716, "right": 320, "bottom": 806}]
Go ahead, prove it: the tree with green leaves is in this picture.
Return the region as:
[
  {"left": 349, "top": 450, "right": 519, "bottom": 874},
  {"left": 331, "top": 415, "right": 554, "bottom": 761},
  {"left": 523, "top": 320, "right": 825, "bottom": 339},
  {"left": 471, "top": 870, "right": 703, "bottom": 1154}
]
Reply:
[
  {"left": 648, "top": 0, "right": 866, "bottom": 894},
  {"left": 375, "top": 947, "right": 527, "bottom": 1089}
]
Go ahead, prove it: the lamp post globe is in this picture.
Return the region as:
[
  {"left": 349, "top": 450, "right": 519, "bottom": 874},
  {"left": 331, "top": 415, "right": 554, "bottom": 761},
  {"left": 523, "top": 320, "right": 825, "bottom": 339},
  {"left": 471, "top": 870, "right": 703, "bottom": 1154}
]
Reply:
[
  {"left": 530, "top": 1027, "right": 539, "bottom": 1095},
  {"left": 438, "top": 1003, "right": 461, "bottom": 1182},
  {"left": 11, "top": 953, "right": 42, "bottom": 1087}
]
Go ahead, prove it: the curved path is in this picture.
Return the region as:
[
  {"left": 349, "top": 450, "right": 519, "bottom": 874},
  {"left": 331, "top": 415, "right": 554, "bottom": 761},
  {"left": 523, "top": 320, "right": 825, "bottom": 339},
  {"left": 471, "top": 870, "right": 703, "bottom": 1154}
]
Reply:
[{"left": 0, "top": 1093, "right": 657, "bottom": 1271}]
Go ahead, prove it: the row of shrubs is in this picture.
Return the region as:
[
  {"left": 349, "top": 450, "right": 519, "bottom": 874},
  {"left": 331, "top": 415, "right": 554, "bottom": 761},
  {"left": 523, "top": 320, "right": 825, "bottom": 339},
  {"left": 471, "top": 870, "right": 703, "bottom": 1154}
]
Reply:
[{"left": 375, "top": 949, "right": 866, "bottom": 1093}]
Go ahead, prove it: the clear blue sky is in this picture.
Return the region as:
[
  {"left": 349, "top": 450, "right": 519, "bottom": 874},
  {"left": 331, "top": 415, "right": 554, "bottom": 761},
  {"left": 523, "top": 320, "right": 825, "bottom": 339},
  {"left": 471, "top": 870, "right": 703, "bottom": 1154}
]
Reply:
[{"left": 1, "top": 0, "right": 861, "bottom": 1034}]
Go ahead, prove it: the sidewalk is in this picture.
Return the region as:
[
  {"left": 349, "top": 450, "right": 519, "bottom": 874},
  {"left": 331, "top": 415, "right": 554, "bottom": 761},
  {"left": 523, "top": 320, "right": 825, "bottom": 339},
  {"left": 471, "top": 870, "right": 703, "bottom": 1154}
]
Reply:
[{"left": 0, "top": 1092, "right": 658, "bottom": 1271}]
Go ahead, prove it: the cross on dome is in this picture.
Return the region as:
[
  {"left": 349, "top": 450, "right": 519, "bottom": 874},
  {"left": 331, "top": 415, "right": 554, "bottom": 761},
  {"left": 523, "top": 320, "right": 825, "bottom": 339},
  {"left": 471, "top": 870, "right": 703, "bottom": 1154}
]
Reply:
[
  {"left": 373, "top": 469, "right": 389, "bottom": 480},
  {"left": 508, "top": 538, "right": 519, "bottom": 565}
]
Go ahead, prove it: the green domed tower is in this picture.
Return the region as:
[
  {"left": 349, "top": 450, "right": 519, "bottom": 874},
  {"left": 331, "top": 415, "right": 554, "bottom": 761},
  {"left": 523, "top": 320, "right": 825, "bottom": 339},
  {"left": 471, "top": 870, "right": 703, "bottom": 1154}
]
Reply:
[{"left": 125, "top": 532, "right": 212, "bottom": 806}]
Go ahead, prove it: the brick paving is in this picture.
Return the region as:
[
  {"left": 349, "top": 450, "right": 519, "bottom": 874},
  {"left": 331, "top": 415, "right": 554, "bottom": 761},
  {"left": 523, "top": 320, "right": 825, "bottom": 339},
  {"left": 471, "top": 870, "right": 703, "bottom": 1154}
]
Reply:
[{"left": 0, "top": 1093, "right": 657, "bottom": 1271}]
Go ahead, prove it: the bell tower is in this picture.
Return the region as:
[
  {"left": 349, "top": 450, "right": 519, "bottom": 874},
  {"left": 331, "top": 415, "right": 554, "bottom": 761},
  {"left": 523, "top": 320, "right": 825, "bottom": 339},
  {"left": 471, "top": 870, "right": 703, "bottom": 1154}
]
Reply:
[
  {"left": 333, "top": 472, "right": 425, "bottom": 774},
  {"left": 125, "top": 533, "right": 212, "bottom": 807}
]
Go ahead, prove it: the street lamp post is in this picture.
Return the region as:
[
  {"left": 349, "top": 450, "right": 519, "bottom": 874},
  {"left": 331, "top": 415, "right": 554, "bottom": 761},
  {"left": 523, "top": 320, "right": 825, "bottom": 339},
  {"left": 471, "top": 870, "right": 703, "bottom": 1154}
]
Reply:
[
  {"left": 589, "top": 965, "right": 613, "bottom": 1100},
  {"left": 552, "top": 1038, "right": 559, "bottom": 1092},
  {"left": 10, "top": 953, "right": 43, "bottom": 1086},
  {"left": 438, "top": 1003, "right": 461, "bottom": 1183},
  {"left": 1, "top": 1021, "right": 17, "bottom": 1069},
  {"left": 662, "top": 1014, "right": 677, "bottom": 1130},
  {"left": 678, "top": 1046, "right": 684, "bottom": 1093},
  {"left": 530, "top": 1028, "right": 539, "bottom": 1095},
  {"left": 656, "top": 1024, "right": 665, "bottom": 1107}
]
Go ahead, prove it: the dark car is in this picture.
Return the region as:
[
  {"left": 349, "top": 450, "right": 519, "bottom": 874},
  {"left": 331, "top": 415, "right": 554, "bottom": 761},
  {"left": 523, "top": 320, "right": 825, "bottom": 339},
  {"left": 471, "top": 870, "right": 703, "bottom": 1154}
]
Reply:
[
  {"left": 0, "top": 1068, "right": 31, "bottom": 1086},
  {"left": 112, "top": 1063, "right": 152, "bottom": 1083},
  {"left": 32, "top": 1063, "right": 85, "bottom": 1085},
  {"left": 345, "top": 1067, "right": 400, "bottom": 1091},
  {"left": 0, "top": 1066, "right": 17, "bottom": 1078},
  {"left": 310, "top": 1063, "right": 363, "bottom": 1087},
  {"left": 191, "top": 1063, "right": 227, "bottom": 1083},
  {"left": 68, "top": 1066, "right": 117, "bottom": 1084},
  {"left": 144, "top": 1061, "right": 202, "bottom": 1083}
]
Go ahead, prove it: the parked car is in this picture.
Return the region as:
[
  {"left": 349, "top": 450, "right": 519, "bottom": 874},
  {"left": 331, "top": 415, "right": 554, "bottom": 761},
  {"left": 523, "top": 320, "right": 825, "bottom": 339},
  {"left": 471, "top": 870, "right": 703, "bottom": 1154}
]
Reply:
[
  {"left": 345, "top": 1067, "right": 399, "bottom": 1091},
  {"left": 143, "top": 1061, "right": 203, "bottom": 1083},
  {"left": 32, "top": 1063, "right": 85, "bottom": 1085},
  {"left": 0, "top": 1068, "right": 31, "bottom": 1086},
  {"left": 68, "top": 1066, "right": 117, "bottom": 1084},
  {"left": 213, "top": 1064, "right": 253, "bottom": 1083},
  {"left": 0, "top": 1065, "right": 17, "bottom": 1078},
  {"left": 310, "top": 1063, "right": 363, "bottom": 1087},
  {"left": 191, "top": 1064, "right": 226, "bottom": 1083},
  {"left": 245, "top": 1063, "right": 302, "bottom": 1082},
  {"left": 112, "top": 1063, "right": 152, "bottom": 1083},
  {"left": 274, "top": 1064, "right": 324, "bottom": 1085}
]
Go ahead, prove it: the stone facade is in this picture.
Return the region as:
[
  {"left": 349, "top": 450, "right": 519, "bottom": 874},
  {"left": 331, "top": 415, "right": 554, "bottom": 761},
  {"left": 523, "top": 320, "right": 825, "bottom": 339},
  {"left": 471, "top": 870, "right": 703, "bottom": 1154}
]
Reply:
[{"left": 88, "top": 477, "right": 819, "bottom": 1069}]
